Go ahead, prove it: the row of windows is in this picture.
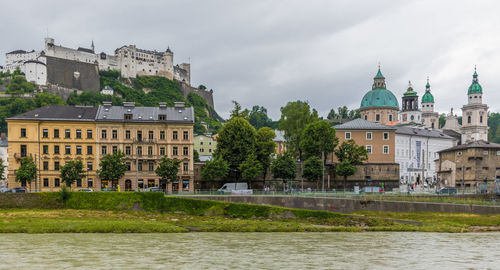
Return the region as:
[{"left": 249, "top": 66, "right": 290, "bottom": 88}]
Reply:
[
  {"left": 37, "top": 128, "right": 93, "bottom": 139},
  {"left": 456, "top": 150, "right": 500, "bottom": 156},
  {"left": 396, "top": 149, "right": 438, "bottom": 159},
  {"left": 101, "top": 129, "right": 189, "bottom": 140},
  {"left": 36, "top": 144, "right": 190, "bottom": 157},
  {"left": 41, "top": 178, "right": 93, "bottom": 188},
  {"left": 365, "top": 145, "right": 390, "bottom": 154},
  {"left": 42, "top": 161, "right": 93, "bottom": 171},
  {"left": 363, "top": 114, "right": 394, "bottom": 122},
  {"left": 466, "top": 115, "right": 484, "bottom": 124},
  {"left": 124, "top": 161, "right": 189, "bottom": 172},
  {"left": 345, "top": 132, "right": 390, "bottom": 140}
]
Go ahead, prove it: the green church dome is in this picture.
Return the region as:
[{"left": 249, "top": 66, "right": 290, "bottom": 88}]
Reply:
[
  {"left": 360, "top": 67, "right": 399, "bottom": 110},
  {"left": 468, "top": 69, "right": 482, "bottom": 94},
  {"left": 403, "top": 81, "right": 418, "bottom": 97},
  {"left": 421, "top": 78, "right": 434, "bottom": 103}
]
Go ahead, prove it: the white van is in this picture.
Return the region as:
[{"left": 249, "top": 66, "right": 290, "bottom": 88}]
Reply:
[{"left": 217, "top": 182, "right": 249, "bottom": 194}]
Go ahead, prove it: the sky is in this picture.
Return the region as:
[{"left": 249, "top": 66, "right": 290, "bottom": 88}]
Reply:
[{"left": 1, "top": 0, "right": 500, "bottom": 120}]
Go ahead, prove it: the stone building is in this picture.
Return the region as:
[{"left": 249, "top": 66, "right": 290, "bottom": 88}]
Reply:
[
  {"left": 360, "top": 67, "right": 399, "bottom": 125},
  {"left": 328, "top": 118, "right": 399, "bottom": 189},
  {"left": 420, "top": 78, "right": 439, "bottom": 129},
  {"left": 399, "top": 81, "right": 421, "bottom": 124},
  {"left": 437, "top": 140, "right": 500, "bottom": 189},
  {"left": 7, "top": 102, "right": 194, "bottom": 192},
  {"left": 461, "top": 68, "right": 489, "bottom": 143}
]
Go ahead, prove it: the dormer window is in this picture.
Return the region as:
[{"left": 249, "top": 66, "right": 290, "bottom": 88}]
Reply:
[
  {"left": 158, "top": 114, "right": 166, "bottom": 120},
  {"left": 124, "top": 114, "right": 132, "bottom": 120}
]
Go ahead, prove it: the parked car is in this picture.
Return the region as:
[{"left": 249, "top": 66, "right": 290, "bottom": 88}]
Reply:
[
  {"left": 437, "top": 187, "right": 457, "bottom": 195},
  {"left": 78, "top": 188, "right": 93, "bottom": 192},
  {"left": 147, "top": 187, "right": 163, "bottom": 192},
  {"left": 101, "top": 187, "right": 116, "bottom": 191},
  {"left": 11, "top": 187, "right": 26, "bottom": 193},
  {"left": 0, "top": 188, "right": 11, "bottom": 193},
  {"left": 217, "top": 183, "right": 248, "bottom": 194}
]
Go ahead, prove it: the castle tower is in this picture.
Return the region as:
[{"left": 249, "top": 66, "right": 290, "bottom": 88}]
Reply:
[
  {"left": 360, "top": 65, "right": 399, "bottom": 124},
  {"left": 399, "top": 81, "right": 421, "bottom": 124},
  {"left": 421, "top": 78, "right": 439, "bottom": 128},
  {"left": 461, "top": 67, "right": 489, "bottom": 142}
]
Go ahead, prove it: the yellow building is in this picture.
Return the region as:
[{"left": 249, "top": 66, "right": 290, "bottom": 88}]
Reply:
[
  {"left": 7, "top": 105, "right": 98, "bottom": 191},
  {"left": 7, "top": 102, "right": 195, "bottom": 192}
]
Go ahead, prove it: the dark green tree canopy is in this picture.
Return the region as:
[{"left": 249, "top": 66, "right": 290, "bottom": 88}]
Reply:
[
  {"left": 59, "top": 160, "right": 86, "bottom": 188},
  {"left": 301, "top": 120, "right": 338, "bottom": 160},
  {"left": 334, "top": 140, "right": 368, "bottom": 189},
  {"left": 0, "top": 158, "right": 6, "bottom": 182},
  {"left": 155, "top": 157, "right": 181, "bottom": 183},
  {"left": 15, "top": 156, "right": 37, "bottom": 186},
  {"left": 240, "top": 154, "right": 263, "bottom": 181},
  {"left": 302, "top": 156, "right": 323, "bottom": 186},
  {"left": 98, "top": 151, "right": 128, "bottom": 181},
  {"left": 256, "top": 127, "right": 276, "bottom": 176},
  {"left": 271, "top": 154, "right": 297, "bottom": 181},
  {"left": 202, "top": 156, "right": 230, "bottom": 182}
]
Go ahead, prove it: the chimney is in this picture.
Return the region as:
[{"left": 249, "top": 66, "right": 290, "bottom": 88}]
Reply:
[
  {"left": 174, "top": 102, "right": 185, "bottom": 108},
  {"left": 123, "top": 102, "right": 135, "bottom": 108},
  {"left": 103, "top": 101, "right": 112, "bottom": 107},
  {"left": 159, "top": 102, "right": 167, "bottom": 108}
]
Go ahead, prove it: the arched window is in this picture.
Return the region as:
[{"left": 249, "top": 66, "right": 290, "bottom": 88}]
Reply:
[{"left": 468, "top": 116, "right": 471, "bottom": 124}]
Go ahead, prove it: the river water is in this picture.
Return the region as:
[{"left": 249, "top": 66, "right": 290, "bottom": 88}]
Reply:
[{"left": 0, "top": 232, "right": 498, "bottom": 269}]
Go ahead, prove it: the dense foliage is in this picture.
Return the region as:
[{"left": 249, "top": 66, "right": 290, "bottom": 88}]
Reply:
[
  {"left": 98, "top": 151, "right": 128, "bottom": 182},
  {"left": 59, "top": 160, "right": 86, "bottom": 189},
  {"left": 155, "top": 157, "right": 181, "bottom": 183}
]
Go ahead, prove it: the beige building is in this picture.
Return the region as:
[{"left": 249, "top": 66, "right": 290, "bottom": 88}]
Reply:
[
  {"left": 461, "top": 69, "right": 488, "bottom": 143},
  {"left": 437, "top": 140, "right": 500, "bottom": 189},
  {"left": 194, "top": 134, "right": 217, "bottom": 161}
]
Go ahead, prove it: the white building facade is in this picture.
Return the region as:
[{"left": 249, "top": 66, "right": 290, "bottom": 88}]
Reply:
[{"left": 461, "top": 69, "right": 488, "bottom": 143}]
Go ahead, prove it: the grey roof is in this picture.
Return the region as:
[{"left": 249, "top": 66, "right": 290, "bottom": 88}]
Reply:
[
  {"left": 8, "top": 106, "right": 98, "bottom": 121},
  {"left": 438, "top": 140, "right": 500, "bottom": 153},
  {"left": 95, "top": 105, "right": 194, "bottom": 123},
  {"left": 77, "top": 47, "right": 94, "bottom": 54},
  {"left": 6, "top": 50, "right": 27, "bottom": 55},
  {"left": 334, "top": 118, "right": 396, "bottom": 130},
  {"left": 395, "top": 126, "right": 453, "bottom": 139},
  {"left": 273, "top": 130, "right": 285, "bottom": 142}
]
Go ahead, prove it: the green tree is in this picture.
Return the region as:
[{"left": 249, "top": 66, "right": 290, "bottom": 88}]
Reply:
[
  {"left": 155, "top": 157, "right": 181, "bottom": 190},
  {"left": 327, "top": 109, "right": 338, "bottom": 120},
  {"left": 248, "top": 106, "right": 273, "bottom": 130},
  {"left": 98, "top": 151, "right": 128, "bottom": 187},
  {"left": 33, "top": 93, "right": 66, "bottom": 107},
  {"left": 202, "top": 157, "right": 230, "bottom": 189},
  {"left": 5, "top": 75, "right": 35, "bottom": 94},
  {"left": 337, "top": 106, "right": 349, "bottom": 119},
  {"left": 334, "top": 140, "right": 368, "bottom": 191},
  {"left": 194, "top": 149, "right": 201, "bottom": 162},
  {"left": 439, "top": 113, "right": 446, "bottom": 129},
  {"left": 302, "top": 156, "right": 323, "bottom": 190},
  {"left": 301, "top": 121, "right": 338, "bottom": 160},
  {"left": 348, "top": 109, "right": 361, "bottom": 119},
  {"left": 214, "top": 117, "right": 257, "bottom": 179},
  {"left": 256, "top": 127, "right": 276, "bottom": 183},
  {"left": 278, "top": 101, "right": 319, "bottom": 160},
  {"left": 15, "top": 156, "right": 37, "bottom": 191},
  {"left": 0, "top": 158, "right": 5, "bottom": 182},
  {"left": 239, "top": 154, "right": 263, "bottom": 188},
  {"left": 230, "top": 100, "right": 249, "bottom": 119},
  {"left": 59, "top": 160, "right": 85, "bottom": 189},
  {"left": 271, "top": 154, "right": 297, "bottom": 191}
]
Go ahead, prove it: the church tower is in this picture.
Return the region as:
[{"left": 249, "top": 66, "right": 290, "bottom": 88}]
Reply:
[
  {"left": 421, "top": 78, "right": 439, "bottom": 129},
  {"left": 399, "top": 81, "right": 421, "bottom": 124},
  {"left": 461, "top": 68, "right": 489, "bottom": 142}
]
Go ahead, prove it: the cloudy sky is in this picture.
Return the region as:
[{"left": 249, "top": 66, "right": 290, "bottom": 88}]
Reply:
[{"left": 1, "top": 0, "right": 500, "bottom": 119}]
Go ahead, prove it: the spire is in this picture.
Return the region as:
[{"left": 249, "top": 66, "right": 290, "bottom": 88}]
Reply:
[
  {"left": 374, "top": 62, "right": 385, "bottom": 79},
  {"left": 372, "top": 64, "right": 386, "bottom": 89},
  {"left": 426, "top": 76, "right": 430, "bottom": 90},
  {"left": 91, "top": 39, "right": 95, "bottom": 52},
  {"left": 473, "top": 65, "right": 478, "bottom": 80}
]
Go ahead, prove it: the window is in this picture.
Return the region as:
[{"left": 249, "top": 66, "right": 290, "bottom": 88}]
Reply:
[
  {"left": 183, "top": 162, "right": 188, "bottom": 172},
  {"left": 345, "top": 132, "right": 351, "bottom": 140},
  {"left": 54, "top": 129, "right": 59, "bottom": 138},
  {"left": 173, "top": 131, "right": 178, "bottom": 140},
  {"left": 137, "top": 131, "right": 142, "bottom": 141},
  {"left": 173, "top": 146, "right": 178, "bottom": 156},
  {"left": 200, "top": 142, "right": 203, "bottom": 145},
  {"left": 376, "top": 114, "right": 380, "bottom": 122},
  {"left": 20, "top": 128, "right": 26, "bottom": 138},
  {"left": 467, "top": 116, "right": 471, "bottom": 124},
  {"left": 158, "top": 114, "right": 166, "bottom": 120},
  {"left": 65, "top": 145, "right": 71, "bottom": 155},
  {"left": 366, "top": 145, "right": 372, "bottom": 154},
  {"left": 483, "top": 150, "right": 489, "bottom": 156},
  {"left": 126, "top": 162, "right": 131, "bottom": 171},
  {"left": 183, "top": 147, "right": 188, "bottom": 156},
  {"left": 149, "top": 162, "right": 154, "bottom": 171},
  {"left": 101, "top": 129, "right": 107, "bottom": 139},
  {"left": 138, "top": 162, "right": 143, "bottom": 171},
  {"left": 112, "top": 146, "right": 118, "bottom": 154},
  {"left": 209, "top": 149, "right": 212, "bottom": 153},
  {"left": 76, "top": 179, "right": 82, "bottom": 187},
  {"left": 43, "top": 145, "right": 49, "bottom": 155},
  {"left": 364, "top": 115, "right": 368, "bottom": 120},
  {"left": 388, "top": 114, "right": 393, "bottom": 122},
  {"left": 200, "top": 148, "right": 204, "bottom": 153},
  {"left": 148, "top": 146, "right": 153, "bottom": 156},
  {"left": 124, "top": 114, "right": 132, "bottom": 120},
  {"left": 383, "top": 132, "right": 389, "bottom": 140},
  {"left": 54, "top": 162, "right": 60, "bottom": 171},
  {"left": 112, "top": 130, "right": 118, "bottom": 139},
  {"left": 43, "top": 178, "right": 49, "bottom": 187},
  {"left": 101, "top": 146, "right": 107, "bottom": 155},
  {"left": 497, "top": 151, "right": 500, "bottom": 156},
  {"left": 183, "top": 131, "right": 189, "bottom": 140},
  {"left": 54, "top": 178, "right": 60, "bottom": 187},
  {"left": 20, "top": 145, "right": 27, "bottom": 157},
  {"left": 87, "top": 129, "right": 92, "bottom": 139},
  {"left": 457, "top": 151, "right": 462, "bottom": 156},
  {"left": 76, "top": 145, "right": 82, "bottom": 155},
  {"left": 366, "top": 132, "right": 372, "bottom": 140},
  {"left": 160, "top": 147, "right": 165, "bottom": 156},
  {"left": 43, "top": 161, "right": 49, "bottom": 171},
  {"left": 383, "top": 145, "right": 389, "bottom": 154},
  {"left": 43, "top": 129, "right": 48, "bottom": 138},
  {"left": 125, "top": 146, "right": 131, "bottom": 155},
  {"left": 480, "top": 115, "right": 483, "bottom": 123},
  {"left": 160, "top": 131, "right": 165, "bottom": 140},
  {"left": 76, "top": 129, "right": 82, "bottom": 139},
  {"left": 148, "top": 131, "right": 154, "bottom": 140},
  {"left": 87, "top": 178, "right": 93, "bottom": 187},
  {"left": 87, "top": 146, "right": 93, "bottom": 155},
  {"left": 65, "top": 129, "right": 71, "bottom": 138},
  {"left": 137, "top": 146, "right": 142, "bottom": 156},
  {"left": 54, "top": 145, "right": 60, "bottom": 155},
  {"left": 125, "top": 130, "right": 131, "bottom": 139},
  {"left": 87, "top": 162, "right": 93, "bottom": 171}
]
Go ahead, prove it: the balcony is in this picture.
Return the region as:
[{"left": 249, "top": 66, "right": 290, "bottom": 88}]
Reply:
[
  {"left": 133, "top": 138, "right": 157, "bottom": 144},
  {"left": 14, "top": 153, "right": 32, "bottom": 160}
]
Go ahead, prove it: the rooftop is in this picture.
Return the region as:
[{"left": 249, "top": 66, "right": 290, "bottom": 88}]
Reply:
[
  {"left": 7, "top": 105, "right": 98, "bottom": 121},
  {"left": 438, "top": 140, "right": 500, "bottom": 153},
  {"left": 334, "top": 118, "right": 396, "bottom": 130},
  {"left": 395, "top": 126, "right": 453, "bottom": 139},
  {"left": 96, "top": 103, "right": 194, "bottom": 123}
]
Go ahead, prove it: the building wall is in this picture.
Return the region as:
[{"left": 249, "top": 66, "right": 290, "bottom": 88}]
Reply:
[
  {"left": 331, "top": 129, "right": 396, "bottom": 164},
  {"left": 44, "top": 38, "right": 98, "bottom": 64},
  {"left": 24, "top": 61, "right": 47, "bottom": 86},
  {"left": 45, "top": 56, "right": 100, "bottom": 91},
  {"left": 5, "top": 51, "right": 41, "bottom": 72},
  {"left": 360, "top": 108, "right": 399, "bottom": 125},
  {"left": 461, "top": 102, "right": 488, "bottom": 142},
  {"left": 194, "top": 134, "right": 216, "bottom": 157},
  {"left": 7, "top": 120, "right": 98, "bottom": 191}
]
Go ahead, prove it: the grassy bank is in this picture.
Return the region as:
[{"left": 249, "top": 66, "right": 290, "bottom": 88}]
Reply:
[{"left": 0, "top": 193, "right": 499, "bottom": 233}]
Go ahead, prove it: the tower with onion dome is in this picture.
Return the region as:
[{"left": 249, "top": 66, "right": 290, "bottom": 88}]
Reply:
[
  {"left": 461, "top": 67, "right": 489, "bottom": 142},
  {"left": 399, "top": 81, "right": 421, "bottom": 124},
  {"left": 421, "top": 77, "right": 439, "bottom": 129},
  {"left": 360, "top": 66, "right": 399, "bottom": 124}
]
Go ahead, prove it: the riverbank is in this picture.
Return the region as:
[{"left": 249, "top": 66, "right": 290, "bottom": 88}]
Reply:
[{"left": 0, "top": 193, "right": 499, "bottom": 233}]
